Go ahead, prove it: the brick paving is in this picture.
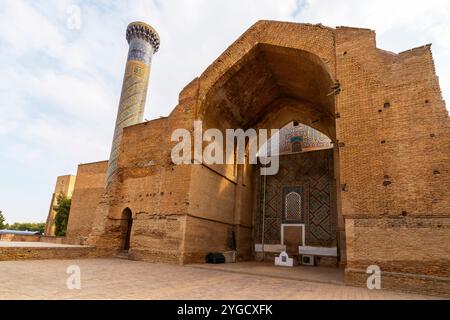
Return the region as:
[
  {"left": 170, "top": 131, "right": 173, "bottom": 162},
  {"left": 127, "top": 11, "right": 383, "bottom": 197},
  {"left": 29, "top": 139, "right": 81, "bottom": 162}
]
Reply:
[
  {"left": 0, "top": 258, "right": 440, "bottom": 300},
  {"left": 189, "top": 262, "right": 345, "bottom": 285}
]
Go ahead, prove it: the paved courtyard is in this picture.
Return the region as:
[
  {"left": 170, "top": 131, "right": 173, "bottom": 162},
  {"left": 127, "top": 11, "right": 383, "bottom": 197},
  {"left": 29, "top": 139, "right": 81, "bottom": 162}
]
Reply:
[{"left": 0, "top": 258, "right": 439, "bottom": 300}]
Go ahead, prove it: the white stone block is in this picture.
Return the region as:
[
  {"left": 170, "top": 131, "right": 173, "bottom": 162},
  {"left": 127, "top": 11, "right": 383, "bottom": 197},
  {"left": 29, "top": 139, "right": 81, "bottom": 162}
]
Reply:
[
  {"left": 275, "top": 251, "right": 294, "bottom": 267},
  {"left": 222, "top": 251, "right": 236, "bottom": 263}
]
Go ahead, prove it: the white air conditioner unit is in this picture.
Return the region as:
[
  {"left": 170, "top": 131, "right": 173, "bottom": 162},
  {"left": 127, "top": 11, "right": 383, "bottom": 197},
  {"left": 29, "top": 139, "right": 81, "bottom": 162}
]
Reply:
[{"left": 301, "top": 254, "right": 315, "bottom": 266}]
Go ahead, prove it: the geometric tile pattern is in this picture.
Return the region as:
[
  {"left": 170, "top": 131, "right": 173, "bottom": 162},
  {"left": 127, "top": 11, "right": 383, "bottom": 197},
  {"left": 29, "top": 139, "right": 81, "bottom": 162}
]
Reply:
[
  {"left": 278, "top": 122, "right": 333, "bottom": 155},
  {"left": 256, "top": 149, "right": 336, "bottom": 247}
]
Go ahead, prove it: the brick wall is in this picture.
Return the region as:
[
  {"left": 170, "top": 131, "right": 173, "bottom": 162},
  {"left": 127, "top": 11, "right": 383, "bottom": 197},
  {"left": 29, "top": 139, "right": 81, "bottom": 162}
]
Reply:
[
  {"left": 65, "top": 161, "right": 108, "bottom": 245},
  {"left": 335, "top": 27, "right": 450, "bottom": 295},
  {"left": 61, "top": 20, "right": 449, "bottom": 296}
]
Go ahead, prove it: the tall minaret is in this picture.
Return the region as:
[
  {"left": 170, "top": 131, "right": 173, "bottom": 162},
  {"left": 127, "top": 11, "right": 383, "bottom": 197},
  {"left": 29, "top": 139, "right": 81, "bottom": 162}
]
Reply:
[{"left": 105, "top": 21, "right": 160, "bottom": 185}]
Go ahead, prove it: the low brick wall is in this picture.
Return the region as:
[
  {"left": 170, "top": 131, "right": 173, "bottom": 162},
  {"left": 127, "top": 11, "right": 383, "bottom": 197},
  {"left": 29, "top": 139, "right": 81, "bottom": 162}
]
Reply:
[
  {"left": 10, "top": 235, "right": 41, "bottom": 242},
  {"left": 0, "top": 246, "right": 97, "bottom": 261},
  {"left": 0, "top": 234, "right": 65, "bottom": 244},
  {"left": 0, "top": 234, "right": 14, "bottom": 241},
  {"left": 40, "top": 236, "right": 65, "bottom": 244}
]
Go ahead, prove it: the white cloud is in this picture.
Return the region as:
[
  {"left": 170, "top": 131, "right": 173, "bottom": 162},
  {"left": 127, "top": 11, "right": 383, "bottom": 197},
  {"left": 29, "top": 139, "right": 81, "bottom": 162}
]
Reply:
[
  {"left": 0, "top": 0, "right": 448, "bottom": 223},
  {"left": 0, "top": 1, "right": 65, "bottom": 56}
]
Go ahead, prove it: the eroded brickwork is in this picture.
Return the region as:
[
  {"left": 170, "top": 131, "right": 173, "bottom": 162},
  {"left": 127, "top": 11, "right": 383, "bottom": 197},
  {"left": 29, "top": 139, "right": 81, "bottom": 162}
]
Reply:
[
  {"left": 65, "top": 161, "right": 108, "bottom": 245},
  {"left": 335, "top": 27, "right": 450, "bottom": 295},
  {"left": 44, "top": 175, "right": 76, "bottom": 236},
  {"left": 61, "top": 21, "right": 449, "bottom": 296}
]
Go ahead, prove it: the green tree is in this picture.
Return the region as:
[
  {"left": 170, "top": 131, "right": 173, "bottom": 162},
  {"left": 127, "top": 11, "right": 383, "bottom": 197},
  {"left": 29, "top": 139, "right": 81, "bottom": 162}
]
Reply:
[
  {"left": 0, "top": 210, "right": 6, "bottom": 229},
  {"left": 54, "top": 193, "right": 71, "bottom": 236},
  {"left": 7, "top": 222, "right": 45, "bottom": 233}
]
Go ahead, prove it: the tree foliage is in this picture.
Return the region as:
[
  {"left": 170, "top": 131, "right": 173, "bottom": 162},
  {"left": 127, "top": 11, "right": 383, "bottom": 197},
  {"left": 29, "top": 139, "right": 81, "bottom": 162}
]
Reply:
[
  {"left": 54, "top": 193, "right": 71, "bottom": 237},
  {"left": 0, "top": 210, "right": 6, "bottom": 229},
  {"left": 0, "top": 209, "right": 45, "bottom": 233},
  {"left": 7, "top": 222, "right": 45, "bottom": 233}
]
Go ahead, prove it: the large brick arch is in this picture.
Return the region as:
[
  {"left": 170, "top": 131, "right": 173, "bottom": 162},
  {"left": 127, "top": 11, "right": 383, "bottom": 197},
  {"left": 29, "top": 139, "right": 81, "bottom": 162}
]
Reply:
[
  {"left": 182, "top": 21, "right": 343, "bottom": 270},
  {"left": 181, "top": 21, "right": 450, "bottom": 296},
  {"left": 195, "top": 21, "right": 337, "bottom": 133},
  {"left": 197, "top": 21, "right": 336, "bottom": 101}
]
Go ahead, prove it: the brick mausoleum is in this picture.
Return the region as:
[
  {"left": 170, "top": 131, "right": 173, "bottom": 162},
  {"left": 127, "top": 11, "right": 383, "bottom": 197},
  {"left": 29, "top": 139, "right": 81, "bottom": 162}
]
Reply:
[{"left": 47, "top": 21, "right": 449, "bottom": 296}]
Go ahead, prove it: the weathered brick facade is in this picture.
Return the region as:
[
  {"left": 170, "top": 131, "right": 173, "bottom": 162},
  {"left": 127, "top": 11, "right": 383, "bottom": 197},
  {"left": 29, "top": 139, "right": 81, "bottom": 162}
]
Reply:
[
  {"left": 65, "top": 161, "right": 108, "bottom": 244},
  {"left": 44, "top": 175, "right": 77, "bottom": 236},
  {"left": 63, "top": 21, "right": 449, "bottom": 296}
]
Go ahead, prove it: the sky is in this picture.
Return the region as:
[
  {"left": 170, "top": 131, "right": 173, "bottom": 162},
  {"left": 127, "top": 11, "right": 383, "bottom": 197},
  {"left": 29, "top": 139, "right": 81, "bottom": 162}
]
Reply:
[{"left": 0, "top": 0, "right": 449, "bottom": 224}]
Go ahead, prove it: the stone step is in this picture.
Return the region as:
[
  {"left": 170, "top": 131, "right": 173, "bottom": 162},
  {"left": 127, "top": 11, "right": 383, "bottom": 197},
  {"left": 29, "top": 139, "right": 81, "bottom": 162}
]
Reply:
[{"left": 115, "top": 251, "right": 130, "bottom": 260}]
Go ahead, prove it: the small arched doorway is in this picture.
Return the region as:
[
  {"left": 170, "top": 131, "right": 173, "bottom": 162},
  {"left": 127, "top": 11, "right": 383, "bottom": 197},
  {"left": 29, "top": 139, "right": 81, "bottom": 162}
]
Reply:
[{"left": 121, "top": 208, "right": 133, "bottom": 251}]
